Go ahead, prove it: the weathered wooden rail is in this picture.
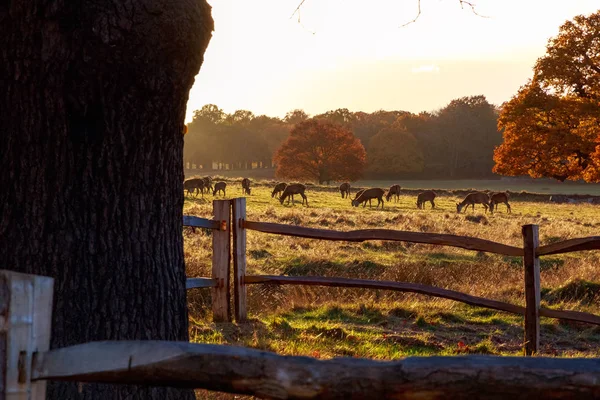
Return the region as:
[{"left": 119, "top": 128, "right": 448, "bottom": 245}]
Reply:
[{"left": 186, "top": 198, "right": 600, "bottom": 357}]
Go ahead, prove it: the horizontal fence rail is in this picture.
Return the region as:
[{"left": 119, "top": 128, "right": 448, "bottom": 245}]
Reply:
[
  {"left": 538, "top": 236, "right": 600, "bottom": 256},
  {"left": 31, "top": 341, "right": 600, "bottom": 399},
  {"left": 243, "top": 220, "right": 523, "bottom": 256},
  {"left": 186, "top": 278, "right": 217, "bottom": 289},
  {"left": 183, "top": 215, "right": 223, "bottom": 230}
]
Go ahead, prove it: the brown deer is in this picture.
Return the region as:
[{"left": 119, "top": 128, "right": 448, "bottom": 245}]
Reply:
[
  {"left": 241, "top": 178, "right": 251, "bottom": 195},
  {"left": 272, "top": 182, "right": 287, "bottom": 198},
  {"left": 184, "top": 178, "right": 204, "bottom": 197},
  {"left": 489, "top": 192, "right": 511, "bottom": 213},
  {"left": 416, "top": 190, "right": 436, "bottom": 209},
  {"left": 202, "top": 176, "right": 213, "bottom": 194},
  {"left": 339, "top": 182, "right": 351, "bottom": 198},
  {"left": 213, "top": 181, "right": 227, "bottom": 197},
  {"left": 279, "top": 183, "right": 308, "bottom": 206},
  {"left": 385, "top": 184, "right": 401, "bottom": 202},
  {"left": 352, "top": 188, "right": 385, "bottom": 209},
  {"left": 456, "top": 191, "right": 490, "bottom": 213}
]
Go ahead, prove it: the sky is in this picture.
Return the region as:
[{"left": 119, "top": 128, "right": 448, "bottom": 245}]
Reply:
[{"left": 185, "top": 0, "right": 600, "bottom": 122}]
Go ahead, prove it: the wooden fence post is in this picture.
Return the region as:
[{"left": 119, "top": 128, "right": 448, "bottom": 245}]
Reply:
[
  {"left": 0, "top": 270, "right": 53, "bottom": 399},
  {"left": 212, "top": 200, "right": 231, "bottom": 322},
  {"left": 522, "top": 224, "right": 540, "bottom": 355},
  {"left": 232, "top": 198, "right": 247, "bottom": 322}
]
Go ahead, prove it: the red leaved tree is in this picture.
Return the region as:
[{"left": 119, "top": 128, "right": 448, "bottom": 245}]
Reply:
[{"left": 274, "top": 120, "right": 366, "bottom": 184}]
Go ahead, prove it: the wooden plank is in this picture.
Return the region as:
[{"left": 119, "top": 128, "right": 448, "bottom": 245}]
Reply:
[
  {"left": 540, "top": 307, "right": 600, "bottom": 326},
  {"left": 523, "top": 224, "right": 541, "bottom": 356},
  {"left": 31, "top": 341, "right": 600, "bottom": 399},
  {"left": 537, "top": 236, "right": 600, "bottom": 256},
  {"left": 245, "top": 275, "right": 526, "bottom": 316},
  {"left": 183, "top": 215, "right": 221, "bottom": 230},
  {"left": 232, "top": 198, "right": 247, "bottom": 322},
  {"left": 244, "top": 220, "right": 523, "bottom": 256},
  {"left": 0, "top": 271, "right": 54, "bottom": 400},
  {"left": 185, "top": 278, "right": 218, "bottom": 289},
  {"left": 211, "top": 200, "right": 231, "bottom": 322}
]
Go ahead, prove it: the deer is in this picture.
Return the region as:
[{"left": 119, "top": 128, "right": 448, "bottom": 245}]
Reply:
[
  {"left": 202, "top": 176, "right": 213, "bottom": 194},
  {"left": 352, "top": 188, "right": 385, "bottom": 209},
  {"left": 279, "top": 183, "right": 308, "bottom": 206},
  {"left": 272, "top": 182, "right": 287, "bottom": 198},
  {"left": 416, "top": 190, "right": 436, "bottom": 209},
  {"left": 339, "top": 182, "right": 351, "bottom": 198},
  {"left": 213, "top": 181, "right": 227, "bottom": 197},
  {"left": 489, "top": 192, "right": 511, "bottom": 214},
  {"left": 241, "top": 178, "right": 251, "bottom": 195},
  {"left": 184, "top": 178, "right": 204, "bottom": 197},
  {"left": 456, "top": 191, "right": 490, "bottom": 213},
  {"left": 385, "top": 184, "right": 401, "bottom": 202}
]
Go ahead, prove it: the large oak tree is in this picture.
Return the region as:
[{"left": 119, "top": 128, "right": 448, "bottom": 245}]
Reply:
[{"left": 0, "top": 1, "right": 213, "bottom": 399}]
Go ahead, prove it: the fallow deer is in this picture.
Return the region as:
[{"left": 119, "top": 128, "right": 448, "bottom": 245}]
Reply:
[
  {"left": 213, "top": 181, "right": 227, "bottom": 197},
  {"left": 489, "top": 192, "right": 511, "bottom": 213},
  {"left": 202, "top": 176, "right": 213, "bottom": 194},
  {"left": 241, "top": 178, "right": 251, "bottom": 195},
  {"left": 456, "top": 191, "right": 490, "bottom": 213},
  {"left": 272, "top": 182, "right": 287, "bottom": 198},
  {"left": 385, "top": 184, "right": 401, "bottom": 202},
  {"left": 279, "top": 183, "right": 308, "bottom": 206},
  {"left": 352, "top": 188, "right": 385, "bottom": 209},
  {"left": 339, "top": 182, "right": 351, "bottom": 198},
  {"left": 416, "top": 190, "right": 436, "bottom": 209},
  {"left": 184, "top": 178, "right": 204, "bottom": 197}
]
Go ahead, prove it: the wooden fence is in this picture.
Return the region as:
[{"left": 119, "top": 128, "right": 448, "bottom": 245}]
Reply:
[
  {"left": 4, "top": 199, "right": 600, "bottom": 399},
  {"left": 188, "top": 199, "right": 600, "bottom": 357}
]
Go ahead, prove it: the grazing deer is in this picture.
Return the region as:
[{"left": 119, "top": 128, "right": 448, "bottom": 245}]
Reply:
[
  {"left": 456, "top": 191, "right": 490, "bottom": 213},
  {"left": 489, "top": 192, "right": 511, "bottom": 214},
  {"left": 385, "top": 184, "right": 401, "bottom": 202},
  {"left": 272, "top": 182, "right": 287, "bottom": 198},
  {"left": 213, "top": 181, "right": 227, "bottom": 197},
  {"left": 202, "top": 176, "right": 213, "bottom": 194},
  {"left": 279, "top": 183, "right": 308, "bottom": 206},
  {"left": 184, "top": 178, "right": 204, "bottom": 197},
  {"left": 339, "top": 182, "right": 351, "bottom": 198},
  {"left": 241, "top": 178, "right": 251, "bottom": 195},
  {"left": 352, "top": 188, "right": 385, "bottom": 209},
  {"left": 416, "top": 190, "right": 436, "bottom": 209}
]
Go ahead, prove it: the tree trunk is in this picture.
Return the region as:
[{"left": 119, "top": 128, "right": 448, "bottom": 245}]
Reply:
[{"left": 0, "top": 1, "right": 213, "bottom": 399}]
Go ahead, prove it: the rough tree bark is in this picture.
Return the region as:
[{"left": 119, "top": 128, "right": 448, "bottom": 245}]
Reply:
[{"left": 0, "top": 1, "right": 213, "bottom": 399}]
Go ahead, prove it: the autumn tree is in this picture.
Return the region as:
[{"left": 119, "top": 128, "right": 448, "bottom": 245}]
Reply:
[
  {"left": 274, "top": 120, "right": 366, "bottom": 184},
  {"left": 0, "top": 1, "right": 213, "bottom": 399},
  {"left": 367, "top": 123, "right": 424, "bottom": 175},
  {"left": 494, "top": 11, "right": 600, "bottom": 181}
]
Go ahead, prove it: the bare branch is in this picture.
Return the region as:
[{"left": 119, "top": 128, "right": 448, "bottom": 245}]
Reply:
[
  {"left": 401, "top": 0, "right": 422, "bottom": 27},
  {"left": 459, "top": 0, "right": 489, "bottom": 18},
  {"left": 290, "top": 0, "right": 307, "bottom": 20}
]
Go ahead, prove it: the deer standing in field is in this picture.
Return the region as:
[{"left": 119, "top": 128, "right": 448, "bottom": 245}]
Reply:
[
  {"left": 272, "top": 182, "right": 287, "bottom": 198},
  {"left": 489, "top": 192, "right": 511, "bottom": 214},
  {"left": 213, "top": 181, "right": 227, "bottom": 197},
  {"left": 352, "top": 188, "right": 385, "bottom": 209},
  {"left": 385, "top": 184, "right": 401, "bottom": 202},
  {"left": 339, "top": 182, "right": 351, "bottom": 198},
  {"left": 279, "top": 183, "right": 308, "bottom": 206},
  {"left": 416, "top": 190, "right": 436, "bottom": 209},
  {"left": 202, "top": 176, "right": 213, "bottom": 194},
  {"left": 241, "top": 178, "right": 251, "bottom": 195},
  {"left": 184, "top": 178, "right": 205, "bottom": 197},
  {"left": 456, "top": 191, "right": 490, "bottom": 213}
]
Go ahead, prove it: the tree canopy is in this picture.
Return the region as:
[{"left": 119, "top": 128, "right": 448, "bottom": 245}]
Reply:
[
  {"left": 274, "top": 120, "right": 366, "bottom": 183},
  {"left": 493, "top": 11, "right": 600, "bottom": 182},
  {"left": 367, "top": 123, "right": 424, "bottom": 175}
]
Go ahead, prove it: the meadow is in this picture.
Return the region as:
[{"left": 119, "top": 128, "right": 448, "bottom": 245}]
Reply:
[{"left": 185, "top": 178, "right": 600, "bottom": 397}]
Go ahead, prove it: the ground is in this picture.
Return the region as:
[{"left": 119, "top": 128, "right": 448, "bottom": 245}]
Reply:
[{"left": 184, "top": 178, "right": 600, "bottom": 399}]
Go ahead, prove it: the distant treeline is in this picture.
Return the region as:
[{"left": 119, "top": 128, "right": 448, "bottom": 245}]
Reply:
[{"left": 184, "top": 95, "right": 502, "bottom": 179}]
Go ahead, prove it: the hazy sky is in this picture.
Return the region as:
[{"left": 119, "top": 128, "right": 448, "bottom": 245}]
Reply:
[{"left": 185, "top": 0, "right": 600, "bottom": 122}]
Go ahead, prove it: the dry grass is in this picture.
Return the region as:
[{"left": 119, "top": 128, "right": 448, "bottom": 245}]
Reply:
[{"left": 186, "top": 181, "right": 600, "bottom": 398}]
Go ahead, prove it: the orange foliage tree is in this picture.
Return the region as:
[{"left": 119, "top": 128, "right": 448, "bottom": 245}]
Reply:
[
  {"left": 274, "top": 120, "right": 366, "bottom": 184},
  {"left": 493, "top": 11, "right": 600, "bottom": 181}
]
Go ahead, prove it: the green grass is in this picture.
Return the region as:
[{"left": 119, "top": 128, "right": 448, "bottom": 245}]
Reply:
[{"left": 185, "top": 177, "right": 600, "bottom": 394}]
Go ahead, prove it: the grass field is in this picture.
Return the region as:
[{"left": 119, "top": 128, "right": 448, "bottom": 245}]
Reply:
[{"left": 185, "top": 179, "right": 600, "bottom": 398}]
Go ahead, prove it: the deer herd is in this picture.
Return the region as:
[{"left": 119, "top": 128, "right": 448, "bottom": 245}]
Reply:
[{"left": 183, "top": 176, "right": 512, "bottom": 213}]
